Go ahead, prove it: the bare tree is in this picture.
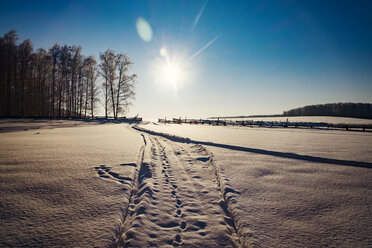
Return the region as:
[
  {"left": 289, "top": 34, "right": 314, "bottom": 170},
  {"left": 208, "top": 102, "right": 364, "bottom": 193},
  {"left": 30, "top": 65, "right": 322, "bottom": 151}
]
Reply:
[
  {"left": 33, "top": 48, "right": 51, "bottom": 116},
  {"left": 68, "top": 46, "right": 82, "bottom": 117},
  {"left": 114, "top": 53, "right": 136, "bottom": 118},
  {"left": 99, "top": 49, "right": 116, "bottom": 118},
  {"left": 58, "top": 45, "right": 69, "bottom": 117},
  {"left": 0, "top": 30, "right": 18, "bottom": 116},
  {"left": 49, "top": 44, "right": 60, "bottom": 118},
  {"left": 0, "top": 30, "right": 135, "bottom": 119},
  {"left": 18, "top": 39, "right": 33, "bottom": 116},
  {"left": 84, "top": 56, "right": 99, "bottom": 118}
]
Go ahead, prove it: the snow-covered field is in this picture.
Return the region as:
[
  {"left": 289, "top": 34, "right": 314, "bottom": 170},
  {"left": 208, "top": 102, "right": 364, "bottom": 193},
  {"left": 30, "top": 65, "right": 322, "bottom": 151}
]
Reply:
[
  {"left": 143, "top": 123, "right": 372, "bottom": 163},
  {"left": 0, "top": 120, "right": 142, "bottom": 247},
  {"left": 138, "top": 122, "right": 372, "bottom": 247},
  {"left": 0, "top": 118, "right": 97, "bottom": 132},
  {"left": 214, "top": 116, "right": 372, "bottom": 125},
  {"left": 1, "top": 119, "right": 371, "bottom": 247}
]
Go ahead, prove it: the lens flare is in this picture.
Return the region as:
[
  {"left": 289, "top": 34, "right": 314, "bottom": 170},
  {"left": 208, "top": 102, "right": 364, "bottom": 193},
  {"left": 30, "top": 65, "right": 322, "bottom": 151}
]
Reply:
[
  {"left": 159, "top": 47, "right": 167, "bottom": 57},
  {"left": 136, "top": 17, "right": 153, "bottom": 42}
]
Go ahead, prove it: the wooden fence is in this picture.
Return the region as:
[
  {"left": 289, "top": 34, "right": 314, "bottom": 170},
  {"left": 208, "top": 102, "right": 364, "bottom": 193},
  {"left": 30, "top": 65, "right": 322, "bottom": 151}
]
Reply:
[{"left": 157, "top": 118, "right": 372, "bottom": 132}]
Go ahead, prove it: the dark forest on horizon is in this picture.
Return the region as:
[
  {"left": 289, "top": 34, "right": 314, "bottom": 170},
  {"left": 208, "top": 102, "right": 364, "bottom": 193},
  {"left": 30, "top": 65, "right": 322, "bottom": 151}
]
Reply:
[
  {"left": 282, "top": 103, "right": 372, "bottom": 119},
  {"left": 0, "top": 30, "right": 136, "bottom": 119},
  {"left": 212, "top": 103, "right": 372, "bottom": 120}
]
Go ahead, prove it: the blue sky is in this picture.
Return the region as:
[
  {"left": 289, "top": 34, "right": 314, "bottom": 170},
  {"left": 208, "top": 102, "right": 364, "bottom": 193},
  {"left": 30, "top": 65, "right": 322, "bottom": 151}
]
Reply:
[{"left": 1, "top": 0, "right": 371, "bottom": 119}]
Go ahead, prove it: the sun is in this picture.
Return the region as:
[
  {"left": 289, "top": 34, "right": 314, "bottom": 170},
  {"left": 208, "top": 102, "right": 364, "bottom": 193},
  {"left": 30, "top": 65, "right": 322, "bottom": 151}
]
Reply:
[
  {"left": 162, "top": 63, "right": 181, "bottom": 83},
  {"left": 153, "top": 47, "right": 190, "bottom": 91}
]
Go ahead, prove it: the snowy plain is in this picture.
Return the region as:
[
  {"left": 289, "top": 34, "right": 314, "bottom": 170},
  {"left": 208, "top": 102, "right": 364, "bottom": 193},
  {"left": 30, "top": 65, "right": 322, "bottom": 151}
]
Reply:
[
  {"left": 1, "top": 118, "right": 372, "bottom": 247},
  {"left": 213, "top": 116, "right": 372, "bottom": 125},
  {"left": 139, "top": 121, "right": 372, "bottom": 247},
  {"left": 0, "top": 120, "right": 142, "bottom": 247}
]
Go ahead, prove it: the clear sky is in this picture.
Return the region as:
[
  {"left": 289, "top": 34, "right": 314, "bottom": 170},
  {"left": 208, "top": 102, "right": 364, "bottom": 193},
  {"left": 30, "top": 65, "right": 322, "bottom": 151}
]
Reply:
[{"left": 1, "top": 0, "right": 372, "bottom": 119}]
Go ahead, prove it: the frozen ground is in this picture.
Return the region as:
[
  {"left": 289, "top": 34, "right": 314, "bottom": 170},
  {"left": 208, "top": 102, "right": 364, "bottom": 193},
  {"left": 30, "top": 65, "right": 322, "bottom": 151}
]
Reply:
[
  {"left": 137, "top": 122, "right": 372, "bottom": 247},
  {"left": 1, "top": 119, "right": 372, "bottom": 247},
  {"left": 0, "top": 120, "right": 142, "bottom": 247}
]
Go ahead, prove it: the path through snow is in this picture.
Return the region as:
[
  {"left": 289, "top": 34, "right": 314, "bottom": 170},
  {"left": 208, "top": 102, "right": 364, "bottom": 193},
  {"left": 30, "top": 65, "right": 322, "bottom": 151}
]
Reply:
[{"left": 113, "top": 132, "right": 243, "bottom": 247}]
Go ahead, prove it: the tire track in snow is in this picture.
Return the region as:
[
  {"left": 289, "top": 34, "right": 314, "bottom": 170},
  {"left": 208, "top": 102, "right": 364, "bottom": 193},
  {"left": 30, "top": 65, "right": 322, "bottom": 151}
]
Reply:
[
  {"left": 114, "top": 135, "right": 186, "bottom": 247},
  {"left": 114, "top": 127, "right": 242, "bottom": 247},
  {"left": 161, "top": 138, "right": 244, "bottom": 247},
  {"left": 131, "top": 125, "right": 248, "bottom": 247},
  {"left": 152, "top": 137, "right": 185, "bottom": 246},
  {"left": 111, "top": 134, "right": 146, "bottom": 248}
]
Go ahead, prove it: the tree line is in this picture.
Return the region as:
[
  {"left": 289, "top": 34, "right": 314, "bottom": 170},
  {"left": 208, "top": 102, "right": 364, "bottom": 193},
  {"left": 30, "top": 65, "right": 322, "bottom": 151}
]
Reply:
[
  {"left": 283, "top": 103, "right": 372, "bottom": 119},
  {"left": 0, "top": 30, "right": 136, "bottom": 119}
]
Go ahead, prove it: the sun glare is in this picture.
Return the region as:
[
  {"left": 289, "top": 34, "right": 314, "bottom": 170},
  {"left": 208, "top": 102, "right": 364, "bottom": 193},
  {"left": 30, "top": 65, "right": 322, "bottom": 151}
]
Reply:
[
  {"left": 153, "top": 46, "right": 189, "bottom": 91},
  {"left": 162, "top": 63, "right": 181, "bottom": 83}
]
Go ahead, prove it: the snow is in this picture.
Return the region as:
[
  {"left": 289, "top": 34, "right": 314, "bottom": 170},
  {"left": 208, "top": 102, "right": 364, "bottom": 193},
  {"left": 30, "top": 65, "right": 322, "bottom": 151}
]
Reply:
[
  {"left": 216, "top": 116, "right": 372, "bottom": 125},
  {"left": 1, "top": 119, "right": 372, "bottom": 247},
  {"left": 207, "top": 147, "right": 372, "bottom": 247},
  {"left": 0, "top": 118, "right": 96, "bottom": 132},
  {"left": 142, "top": 123, "right": 372, "bottom": 163},
  {"left": 0, "top": 121, "right": 142, "bottom": 247},
  {"left": 113, "top": 135, "right": 240, "bottom": 247},
  {"left": 137, "top": 122, "right": 372, "bottom": 247}
]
